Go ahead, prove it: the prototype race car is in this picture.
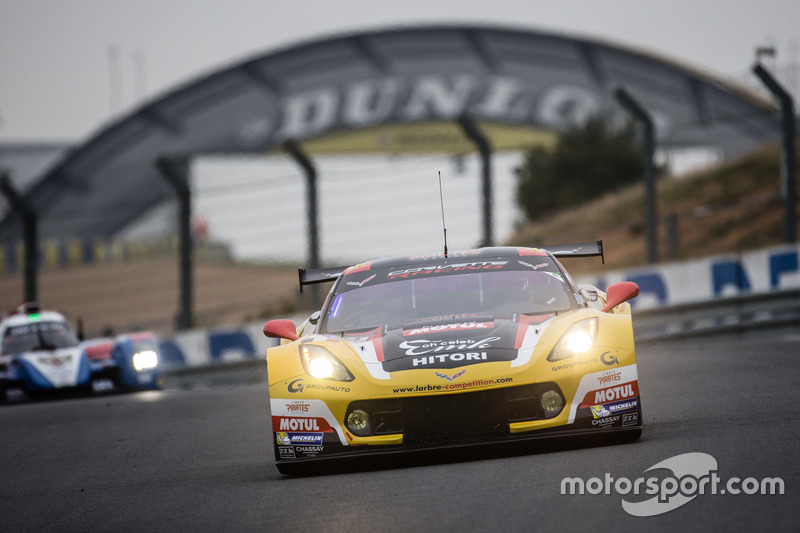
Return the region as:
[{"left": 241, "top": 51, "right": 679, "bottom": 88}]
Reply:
[
  {"left": 263, "top": 242, "right": 641, "bottom": 475},
  {"left": 0, "top": 302, "right": 162, "bottom": 401}
]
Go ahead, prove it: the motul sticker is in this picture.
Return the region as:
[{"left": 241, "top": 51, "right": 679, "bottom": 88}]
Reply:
[
  {"left": 271, "top": 416, "right": 333, "bottom": 433},
  {"left": 580, "top": 381, "right": 639, "bottom": 408}
]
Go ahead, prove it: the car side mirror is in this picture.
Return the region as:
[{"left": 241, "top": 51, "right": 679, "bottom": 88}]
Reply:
[
  {"left": 601, "top": 282, "right": 640, "bottom": 313},
  {"left": 578, "top": 286, "right": 599, "bottom": 302},
  {"left": 263, "top": 319, "right": 299, "bottom": 341}
]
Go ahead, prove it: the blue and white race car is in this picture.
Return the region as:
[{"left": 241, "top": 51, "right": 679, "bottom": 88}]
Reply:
[{"left": 0, "top": 302, "right": 162, "bottom": 401}]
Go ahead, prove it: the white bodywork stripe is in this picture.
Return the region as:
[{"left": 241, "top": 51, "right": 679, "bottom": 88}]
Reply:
[
  {"left": 21, "top": 348, "right": 83, "bottom": 388},
  {"left": 270, "top": 398, "right": 348, "bottom": 445},
  {"left": 510, "top": 316, "right": 554, "bottom": 368},
  {"left": 566, "top": 364, "right": 639, "bottom": 424}
]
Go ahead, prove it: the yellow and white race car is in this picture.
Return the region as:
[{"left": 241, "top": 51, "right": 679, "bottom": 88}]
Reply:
[{"left": 263, "top": 242, "right": 641, "bottom": 475}]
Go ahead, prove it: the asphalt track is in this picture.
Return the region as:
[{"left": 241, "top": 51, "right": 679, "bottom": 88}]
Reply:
[{"left": 1, "top": 335, "right": 798, "bottom": 532}]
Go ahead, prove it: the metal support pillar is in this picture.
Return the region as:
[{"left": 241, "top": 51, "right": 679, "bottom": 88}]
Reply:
[
  {"left": 0, "top": 171, "right": 38, "bottom": 302},
  {"left": 155, "top": 156, "right": 193, "bottom": 330},
  {"left": 457, "top": 114, "right": 494, "bottom": 247},
  {"left": 753, "top": 63, "right": 796, "bottom": 243},
  {"left": 283, "top": 140, "right": 321, "bottom": 306},
  {"left": 283, "top": 140, "right": 319, "bottom": 271},
  {"left": 614, "top": 87, "right": 658, "bottom": 264}
]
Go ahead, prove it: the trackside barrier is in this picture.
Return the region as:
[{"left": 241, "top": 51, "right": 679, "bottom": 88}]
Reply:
[
  {"left": 159, "top": 324, "right": 280, "bottom": 369},
  {"left": 633, "top": 288, "right": 800, "bottom": 342},
  {"left": 159, "top": 289, "right": 800, "bottom": 387},
  {"left": 576, "top": 243, "right": 800, "bottom": 309},
  {"left": 158, "top": 244, "right": 800, "bottom": 381},
  {"left": 159, "top": 288, "right": 800, "bottom": 386},
  {"left": 157, "top": 320, "right": 293, "bottom": 386}
]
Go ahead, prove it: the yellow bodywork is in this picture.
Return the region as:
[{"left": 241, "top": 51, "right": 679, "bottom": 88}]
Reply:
[{"left": 267, "top": 306, "right": 637, "bottom": 447}]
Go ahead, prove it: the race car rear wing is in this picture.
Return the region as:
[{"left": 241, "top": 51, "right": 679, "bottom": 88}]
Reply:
[
  {"left": 298, "top": 266, "right": 351, "bottom": 293},
  {"left": 544, "top": 240, "right": 604, "bottom": 263},
  {"left": 297, "top": 240, "right": 604, "bottom": 292}
]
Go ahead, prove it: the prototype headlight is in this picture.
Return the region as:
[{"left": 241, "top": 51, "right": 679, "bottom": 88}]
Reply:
[
  {"left": 132, "top": 350, "right": 159, "bottom": 371},
  {"left": 547, "top": 318, "right": 599, "bottom": 362},
  {"left": 300, "top": 345, "right": 354, "bottom": 381}
]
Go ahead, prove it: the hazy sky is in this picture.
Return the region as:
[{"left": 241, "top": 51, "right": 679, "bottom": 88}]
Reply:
[{"left": 1, "top": 0, "right": 798, "bottom": 142}]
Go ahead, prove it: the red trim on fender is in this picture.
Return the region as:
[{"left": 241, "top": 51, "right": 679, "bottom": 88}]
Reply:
[{"left": 514, "top": 314, "right": 555, "bottom": 348}]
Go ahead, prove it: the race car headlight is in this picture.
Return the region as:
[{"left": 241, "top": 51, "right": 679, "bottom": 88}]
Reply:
[
  {"left": 300, "top": 345, "right": 354, "bottom": 381},
  {"left": 547, "top": 318, "right": 599, "bottom": 362},
  {"left": 132, "top": 350, "right": 159, "bottom": 371}
]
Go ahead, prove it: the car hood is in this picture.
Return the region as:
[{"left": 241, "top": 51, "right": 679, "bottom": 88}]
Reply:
[
  {"left": 16, "top": 347, "right": 86, "bottom": 388},
  {"left": 345, "top": 314, "right": 557, "bottom": 374}
]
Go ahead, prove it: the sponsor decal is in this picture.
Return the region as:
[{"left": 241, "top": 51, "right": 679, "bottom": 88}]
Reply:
[
  {"left": 278, "top": 446, "right": 296, "bottom": 459},
  {"left": 388, "top": 261, "right": 507, "bottom": 278},
  {"left": 384, "top": 335, "right": 515, "bottom": 371},
  {"left": 286, "top": 402, "right": 310, "bottom": 413},
  {"left": 392, "top": 377, "right": 512, "bottom": 393},
  {"left": 596, "top": 370, "right": 622, "bottom": 386},
  {"left": 398, "top": 337, "right": 502, "bottom": 368},
  {"left": 581, "top": 381, "right": 639, "bottom": 408},
  {"left": 601, "top": 351, "right": 620, "bottom": 366},
  {"left": 591, "top": 415, "right": 620, "bottom": 426},
  {"left": 269, "top": 398, "right": 348, "bottom": 446},
  {"left": 287, "top": 379, "right": 351, "bottom": 393},
  {"left": 276, "top": 432, "right": 324, "bottom": 445},
  {"left": 518, "top": 261, "right": 549, "bottom": 270},
  {"left": 6, "top": 321, "right": 71, "bottom": 337},
  {"left": 402, "top": 321, "right": 493, "bottom": 336},
  {"left": 37, "top": 355, "right": 72, "bottom": 366},
  {"left": 591, "top": 399, "right": 638, "bottom": 419},
  {"left": 400, "top": 336, "right": 501, "bottom": 356},
  {"left": 567, "top": 365, "right": 639, "bottom": 424},
  {"left": 272, "top": 416, "right": 334, "bottom": 433},
  {"left": 91, "top": 379, "right": 115, "bottom": 392},
  {"left": 346, "top": 274, "right": 376, "bottom": 287},
  {"left": 413, "top": 352, "right": 487, "bottom": 367},
  {"left": 434, "top": 369, "right": 466, "bottom": 382},
  {"left": 551, "top": 358, "right": 598, "bottom": 371},
  {"left": 407, "top": 250, "right": 481, "bottom": 261},
  {"left": 295, "top": 445, "right": 324, "bottom": 456},
  {"left": 622, "top": 413, "right": 639, "bottom": 427},
  {"left": 233, "top": 76, "right": 643, "bottom": 151}
]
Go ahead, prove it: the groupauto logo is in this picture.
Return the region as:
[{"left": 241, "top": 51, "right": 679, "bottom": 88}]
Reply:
[
  {"left": 622, "top": 453, "right": 717, "bottom": 517},
  {"left": 287, "top": 379, "right": 304, "bottom": 393},
  {"left": 600, "top": 351, "right": 619, "bottom": 366}
]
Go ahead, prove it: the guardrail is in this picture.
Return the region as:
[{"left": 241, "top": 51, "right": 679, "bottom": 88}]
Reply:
[
  {"left": 161, "top": 358, "right": 266, "bottom": 390},
  {"left": 633, "top": 288, "right": 800, "bottom": 342}
]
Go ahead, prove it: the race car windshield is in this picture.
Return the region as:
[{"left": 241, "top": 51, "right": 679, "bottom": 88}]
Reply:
[
  {"left": 1, "top": 321, "right": 79, "bottom": 355},
  {"left": 322, "top": 266, "right": 574, "bottom": 333}
]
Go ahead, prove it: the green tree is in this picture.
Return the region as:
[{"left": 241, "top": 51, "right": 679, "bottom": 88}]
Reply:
[{"left": 515, "top": 118, "right": 645, "bottom": 221}]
